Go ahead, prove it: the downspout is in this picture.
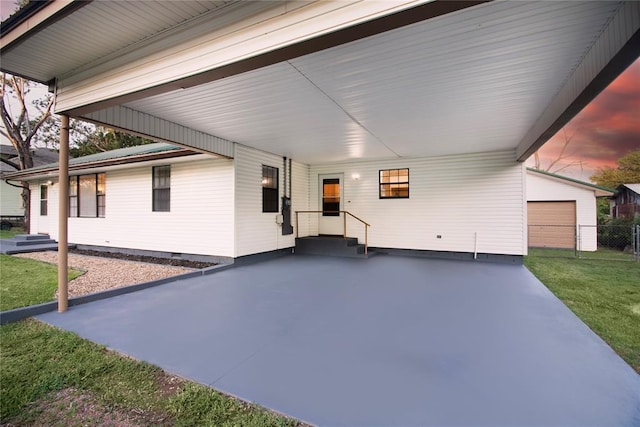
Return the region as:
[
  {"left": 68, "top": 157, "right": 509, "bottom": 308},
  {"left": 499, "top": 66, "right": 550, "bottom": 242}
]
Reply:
[{"left": 58, "top": 114, "right": 69, "bottom": 312}]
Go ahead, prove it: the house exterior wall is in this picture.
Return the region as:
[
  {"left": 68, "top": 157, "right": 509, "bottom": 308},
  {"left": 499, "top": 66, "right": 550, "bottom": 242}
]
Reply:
[
  {"left": 234, "top": 144, "right": 309, "bottom": 257},
  {"left": 308, "top": 150, "right": 526, "bottom": 256},
  {"left": 34, "top": 156, "right": 235, "bottom": 257},
  {"left": 0, "top": 180, "right": 24, "bottom": 217},
  {"left": 526, "top": 171, "right": 599, "bottom": 251},
  {"left": 28, "top": 181, "right": 53, "bottom": 234}
]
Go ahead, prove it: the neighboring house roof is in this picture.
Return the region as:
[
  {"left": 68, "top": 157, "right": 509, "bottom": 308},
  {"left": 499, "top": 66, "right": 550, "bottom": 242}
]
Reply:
[
  {"left": 3, "top": 143, "right": 198, "bottom": 180},
  {"left": 0, "top": 147, "right": 59, "bottom": 176},
  {"left": 526, "top": 168, "right": 615, "bottom": 197},
  {"left": 619, "top": 184, "right": 640, "bottom": 195},
  {"left": 0, "top": 144, "right": 18, "bottom": 158}
]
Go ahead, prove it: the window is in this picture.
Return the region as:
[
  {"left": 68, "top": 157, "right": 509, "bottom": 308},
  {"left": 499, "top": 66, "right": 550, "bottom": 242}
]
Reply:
[
  {"left": 153, "top": 165, "right": 170, "bottom": 212},
  {"left": 322, "top": 178, "right": 340, "bottom": 216},
  {"left": 262, "top": 165, "right": 278, "bottom": 213},
  {"left": 40, "top": 185, "right": 48, "bottom": 216},
  {"left": 69, "top": 173, "right": 106, "bottom": 217},
  {"left": 69, "top": 177, "right": 78, "bottom": 217},
  {"left": 379, "top": 168, "right": 409, "bottom": 199}
]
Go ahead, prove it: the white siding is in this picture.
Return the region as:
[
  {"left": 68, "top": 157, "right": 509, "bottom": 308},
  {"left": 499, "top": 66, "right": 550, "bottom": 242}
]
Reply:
[
  {"left": 309, "top": 151, "right": 526, "bottom": 255},
  {"left": 526, "top": 171, "right": 599, "bottom": 251},
  {"left": 84, "top": 106, "right": 235, "bottom": 158},
  {"left": 234, "top": 145, "right": 309, "bottom": 257},
  {"left": 44, "top": 157, "right": 235, "bottom": 257},
  {"left": 0, "top": 181, "right": 23, "bottom": 216}
]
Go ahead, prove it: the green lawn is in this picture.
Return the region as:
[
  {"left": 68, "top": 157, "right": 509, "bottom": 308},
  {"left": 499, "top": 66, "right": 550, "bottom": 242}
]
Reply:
[
  {"left": 0, "top": 320, "right": 299, "bottom": 426},
  {"left": 0, "top": 255, "right": 301, "bottom": 425},
  {"left": 0, "top": 255, "right": 82, "bottom": 311},
  {"left": 0, "top": 227, "right": 25, "bottom": 239},
  {"left": 528, "top": 246, "right": 637, "bottom": 261},
  {"left": 525, "top": 255, "right": 640, "bottom": 373}
]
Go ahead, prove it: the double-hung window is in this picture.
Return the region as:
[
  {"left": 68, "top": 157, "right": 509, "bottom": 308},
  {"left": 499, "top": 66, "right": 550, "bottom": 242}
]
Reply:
[
  {"left": 153, "top": 165, "right": 171, "bottom": 212},
  {"left": 379, "top": 168, "right": 409, "bottom": 199},
  {"left": 40, "top": 185, "right": 48, "bottom": 216},
  {"left": 69, "top": 173, "right": 106, "bottom": 217}
]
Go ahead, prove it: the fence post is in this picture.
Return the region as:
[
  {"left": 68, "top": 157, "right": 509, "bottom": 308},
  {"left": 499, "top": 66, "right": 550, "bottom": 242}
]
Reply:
[{"left": 636, "top": 225, "right": 639, "bottom": 262}]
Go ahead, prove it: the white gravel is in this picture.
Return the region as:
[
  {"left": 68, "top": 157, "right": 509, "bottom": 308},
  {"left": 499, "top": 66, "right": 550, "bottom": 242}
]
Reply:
[{"left": 14, "top": 251, "right": 193, "bottom": 298}]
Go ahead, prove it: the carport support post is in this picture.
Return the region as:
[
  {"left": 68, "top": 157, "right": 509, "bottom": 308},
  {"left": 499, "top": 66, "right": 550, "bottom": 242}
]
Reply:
[{"left": 58, "top": 114, "right": 70, "bottom": 312}]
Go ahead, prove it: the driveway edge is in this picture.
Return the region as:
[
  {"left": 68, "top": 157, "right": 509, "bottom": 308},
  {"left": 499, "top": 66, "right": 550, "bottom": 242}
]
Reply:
[{"left": 0, "top": 263, "right": 234, "bottom": 325}]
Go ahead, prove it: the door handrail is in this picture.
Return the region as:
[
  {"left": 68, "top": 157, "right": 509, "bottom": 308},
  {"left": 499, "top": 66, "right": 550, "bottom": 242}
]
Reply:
[{"left": 295, "top": 210, "right": 370, "bottom": 254}]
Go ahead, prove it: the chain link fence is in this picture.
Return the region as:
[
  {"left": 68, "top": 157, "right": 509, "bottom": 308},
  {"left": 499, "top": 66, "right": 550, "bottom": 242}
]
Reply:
[{"left": 528, "top": 224, "right": 639, "bottom": 262}]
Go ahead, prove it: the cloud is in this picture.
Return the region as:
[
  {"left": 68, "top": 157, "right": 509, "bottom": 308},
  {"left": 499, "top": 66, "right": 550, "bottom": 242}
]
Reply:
[{"left": 535, "top": 59, "right": 640, "bottom": 180}]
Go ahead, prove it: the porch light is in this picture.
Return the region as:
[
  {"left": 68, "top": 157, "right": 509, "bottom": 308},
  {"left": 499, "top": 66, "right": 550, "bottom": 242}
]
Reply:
[{"left": 351, "top": 173, "right": 360, "bottom": 181}]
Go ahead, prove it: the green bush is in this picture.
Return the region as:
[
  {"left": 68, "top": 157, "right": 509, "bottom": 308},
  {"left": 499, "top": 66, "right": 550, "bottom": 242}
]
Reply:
[{"left": 598, "top": 217, "right": 639, "bottom": 250}]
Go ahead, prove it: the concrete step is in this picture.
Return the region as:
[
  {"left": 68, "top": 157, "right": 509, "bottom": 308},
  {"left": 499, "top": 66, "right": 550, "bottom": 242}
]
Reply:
[
  {"left": 295, "top": 236, "right": 375, "bottom": 259},
  {"left": 13, "top": 234, "right": 52, "bottom": 241},
  {"left": 0, "top": 234, "right": 74, "bottom": 254},
  {"left": 14, "top": 239, "right": 57, "bottom": 246}
]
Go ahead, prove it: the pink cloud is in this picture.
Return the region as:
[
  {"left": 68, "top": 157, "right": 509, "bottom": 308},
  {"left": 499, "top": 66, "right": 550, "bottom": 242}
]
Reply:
[{"left": 534, "top": 59, "right": 640, "bottom": 180}]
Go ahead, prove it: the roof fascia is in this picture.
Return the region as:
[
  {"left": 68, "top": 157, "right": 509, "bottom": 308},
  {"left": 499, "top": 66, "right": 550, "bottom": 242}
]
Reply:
[{"left": 3, "top": 148, "right": 199, "bottom": 181}]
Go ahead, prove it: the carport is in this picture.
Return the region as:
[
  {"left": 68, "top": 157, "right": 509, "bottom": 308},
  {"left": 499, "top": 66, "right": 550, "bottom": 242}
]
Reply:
[
  {"left": 1, "top": 1, "right": 640, "bottom": 309},
  {"left": 37, "top": 255, "right": 640, "bottom": 426}
]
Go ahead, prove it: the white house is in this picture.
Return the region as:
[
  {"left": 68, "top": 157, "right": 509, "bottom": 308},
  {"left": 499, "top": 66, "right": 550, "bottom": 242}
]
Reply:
[
  {"left": 1, "top": 1, "right": 638, "bottom": 265},
  {"left": 1, "top": 146, "right": 59, "bottom": 228},
  {"left": 526, "top": 168, "right": 614, "bottom": 251}
]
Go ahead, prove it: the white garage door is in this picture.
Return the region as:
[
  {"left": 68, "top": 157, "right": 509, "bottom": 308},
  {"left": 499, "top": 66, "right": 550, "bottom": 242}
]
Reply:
[{"left": 528, "top": 201, "right": 576, "bottom": 249}]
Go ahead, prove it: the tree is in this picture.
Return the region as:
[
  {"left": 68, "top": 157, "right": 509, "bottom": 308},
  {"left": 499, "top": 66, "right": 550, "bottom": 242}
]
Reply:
[
  {"left": 0, "top": 73, "right": 54, "bottom": 231},
  {"left": 69, "top": 129, "right": 153, "bottom": 158},
  {"left": 532, "top": 127, "right": 585, "bottom": 174},
  {"left": 590, "top": 150, "right": 640, "bottom": 189}
]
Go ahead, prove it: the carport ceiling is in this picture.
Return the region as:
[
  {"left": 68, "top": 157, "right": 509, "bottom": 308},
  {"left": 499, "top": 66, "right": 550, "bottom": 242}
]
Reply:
[{"left": 121, "top": 1, "right": 623, "bottom": 164}]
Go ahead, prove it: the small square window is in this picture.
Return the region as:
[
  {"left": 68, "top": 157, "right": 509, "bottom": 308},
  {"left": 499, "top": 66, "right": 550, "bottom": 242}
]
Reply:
[{"left": 379, "top": 168, "right": 409, "bottom": 199}]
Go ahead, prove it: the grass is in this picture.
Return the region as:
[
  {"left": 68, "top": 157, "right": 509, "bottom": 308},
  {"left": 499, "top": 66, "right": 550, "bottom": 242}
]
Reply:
[
  {"left": 0, "top": 320, "right": 299, "bottom": 426},
  {"left": 0, "top": 255, "right": 82, "bottom": 311},
  {"left": 528, "top": 246, "right": 637, "bottom": 261},
  {"left": 0, "top": 227, "right": 25, "bottom": 239},
  {"left": 524, "top": 255, "right": 640, "bottom": 373}
]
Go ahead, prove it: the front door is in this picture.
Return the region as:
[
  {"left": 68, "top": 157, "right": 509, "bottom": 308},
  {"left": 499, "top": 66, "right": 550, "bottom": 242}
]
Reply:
[{"left": 319, "top": 173, "right": 343, "bottom": 236}]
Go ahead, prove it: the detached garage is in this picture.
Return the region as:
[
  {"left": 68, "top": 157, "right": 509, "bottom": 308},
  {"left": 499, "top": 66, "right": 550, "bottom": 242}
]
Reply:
[{"left": 526, "top": 169, "right": 614, "bottom": 251}]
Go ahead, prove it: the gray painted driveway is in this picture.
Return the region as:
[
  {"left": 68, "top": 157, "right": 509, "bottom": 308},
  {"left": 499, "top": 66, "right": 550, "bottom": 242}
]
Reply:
[{"left": 37, "top": 255, "right": 640, "bottom": 426}]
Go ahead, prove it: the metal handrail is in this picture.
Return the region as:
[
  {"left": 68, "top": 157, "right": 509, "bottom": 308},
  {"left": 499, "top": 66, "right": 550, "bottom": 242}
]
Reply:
[{"left": 295, "top": 210, "right": 370, "bottom": 254}]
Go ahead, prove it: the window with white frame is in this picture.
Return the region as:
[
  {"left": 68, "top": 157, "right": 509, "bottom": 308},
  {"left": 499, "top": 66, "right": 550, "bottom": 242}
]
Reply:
[
  {"left": 40, "top": 185, "right": 48, "bottom": 216},
  {"left": 153, "top": 165, "right": 171, "bottom": 212}
]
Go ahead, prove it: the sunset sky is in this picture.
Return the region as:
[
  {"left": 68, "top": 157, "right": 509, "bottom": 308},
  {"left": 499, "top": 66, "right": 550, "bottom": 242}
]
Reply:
[{"left": 529, "top": 58, "right": 640, "bottom": 182}]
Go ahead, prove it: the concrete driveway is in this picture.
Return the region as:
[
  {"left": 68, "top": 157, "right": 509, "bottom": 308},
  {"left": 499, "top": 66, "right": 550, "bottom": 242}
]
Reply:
[{"left": 37, "top": 255, "right": 640, "bottom": 426}]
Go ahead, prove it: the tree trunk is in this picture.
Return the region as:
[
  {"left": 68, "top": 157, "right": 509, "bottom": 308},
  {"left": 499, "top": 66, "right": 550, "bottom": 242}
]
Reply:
[{"left": 21, "top": 184, "right": 30, "bottom": 233}]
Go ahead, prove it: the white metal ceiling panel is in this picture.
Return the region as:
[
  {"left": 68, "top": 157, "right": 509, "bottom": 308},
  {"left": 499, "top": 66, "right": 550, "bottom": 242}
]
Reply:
[
  {"left": 1, "top": 1, "right": 234, "bottom": 82},
  {"left": 124, "top": 1, "right": 622, "bottom": 164}
]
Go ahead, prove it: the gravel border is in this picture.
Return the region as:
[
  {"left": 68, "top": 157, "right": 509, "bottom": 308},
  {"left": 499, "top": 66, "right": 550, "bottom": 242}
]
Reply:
[{"left": 13, "top": 251, "right": 194, "bottom": 297}]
